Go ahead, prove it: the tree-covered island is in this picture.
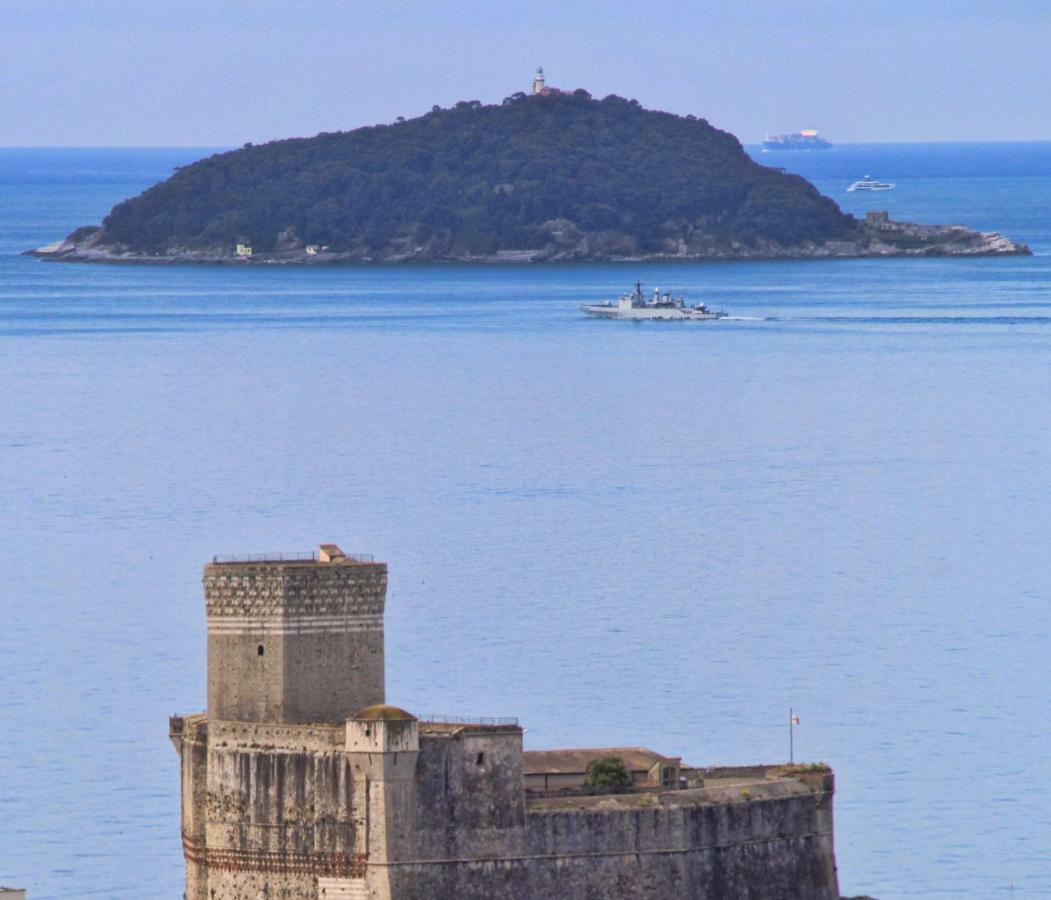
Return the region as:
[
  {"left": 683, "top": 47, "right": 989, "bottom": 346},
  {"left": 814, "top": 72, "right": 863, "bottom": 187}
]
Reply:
[{"left": 31, "top": 91, "right": 1029, "bottom": 264}]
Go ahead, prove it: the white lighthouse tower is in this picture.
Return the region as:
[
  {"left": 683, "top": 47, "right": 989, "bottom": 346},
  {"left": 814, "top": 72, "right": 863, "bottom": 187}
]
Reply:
[{"left": 532, "top": 66, "right": 546, "bottom": 95}]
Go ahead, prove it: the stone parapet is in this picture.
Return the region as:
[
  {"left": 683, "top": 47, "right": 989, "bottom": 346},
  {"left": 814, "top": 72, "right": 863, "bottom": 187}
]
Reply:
[{"left": 209, "top": 719, "right": 346, "bottom": 752}]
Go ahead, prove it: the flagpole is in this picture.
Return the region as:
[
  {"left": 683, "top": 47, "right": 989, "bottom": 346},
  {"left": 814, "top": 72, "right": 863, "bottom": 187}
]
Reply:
[{"left": 789, "top": 707, "right": 794, "bottom": 765}]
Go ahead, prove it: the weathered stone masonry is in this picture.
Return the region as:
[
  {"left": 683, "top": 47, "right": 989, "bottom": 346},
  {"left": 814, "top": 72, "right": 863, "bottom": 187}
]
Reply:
[
  {"left": 171, "top": 545, "right": 840, "bottom": 899},
  {"left": 204, "top": 556, "right": 386, "bottom": 724}
]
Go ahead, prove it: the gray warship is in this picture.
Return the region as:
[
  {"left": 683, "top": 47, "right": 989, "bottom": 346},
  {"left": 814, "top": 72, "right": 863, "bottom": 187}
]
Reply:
[{"left": 582, "top": 282, "right": 727, "bottom": 321}]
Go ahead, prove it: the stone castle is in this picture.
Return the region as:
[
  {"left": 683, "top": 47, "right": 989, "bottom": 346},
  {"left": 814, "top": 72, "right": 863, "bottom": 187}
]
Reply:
[{"left": 170, "top": 544, "right": 840, "bottom": 899}]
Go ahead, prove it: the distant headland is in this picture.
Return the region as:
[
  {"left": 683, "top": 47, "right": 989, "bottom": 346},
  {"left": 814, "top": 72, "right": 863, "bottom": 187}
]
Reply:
[{"left": 28, "top": 74, "right": 1030, "bottom": 265}]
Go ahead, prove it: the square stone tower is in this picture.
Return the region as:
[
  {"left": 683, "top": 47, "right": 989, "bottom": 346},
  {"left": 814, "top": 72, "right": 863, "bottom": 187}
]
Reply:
[{"left": 203, "top": 545, "right": 386, "bottom": 723}]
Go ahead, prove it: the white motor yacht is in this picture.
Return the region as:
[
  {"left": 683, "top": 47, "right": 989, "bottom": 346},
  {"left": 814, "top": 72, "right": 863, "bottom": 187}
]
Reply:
[{"left": 847, "top": 175, "right": 895, "bottom": 192}]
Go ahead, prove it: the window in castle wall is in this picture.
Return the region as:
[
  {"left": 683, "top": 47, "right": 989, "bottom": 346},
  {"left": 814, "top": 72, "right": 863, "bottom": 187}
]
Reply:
[
  {"left": 476, "top": 752, "right": 485, "bottom": 766},
  {"left": 258, "top": 644, "right": 265, "bottom": 656}
]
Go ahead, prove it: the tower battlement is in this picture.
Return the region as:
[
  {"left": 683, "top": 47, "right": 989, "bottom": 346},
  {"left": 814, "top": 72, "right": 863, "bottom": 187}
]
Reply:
[{"left": 204, "top": 545, "right": 386, "bottom": 724}]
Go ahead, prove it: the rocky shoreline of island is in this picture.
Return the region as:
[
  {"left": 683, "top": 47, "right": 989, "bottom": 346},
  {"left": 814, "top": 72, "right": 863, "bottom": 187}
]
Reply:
[{"left": 24, "top": 213, "right": 1031, "bottom": 266}]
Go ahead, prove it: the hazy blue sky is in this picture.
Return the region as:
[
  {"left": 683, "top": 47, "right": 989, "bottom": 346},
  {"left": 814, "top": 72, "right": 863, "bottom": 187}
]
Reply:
[{"left": 2, "top": 0, "right": 1049, "bottom": 146}]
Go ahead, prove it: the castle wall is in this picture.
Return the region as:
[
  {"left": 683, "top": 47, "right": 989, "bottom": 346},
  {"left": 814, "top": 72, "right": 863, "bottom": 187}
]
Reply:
[
  {"left": 520, "top": 782, "right": 837, "bottom": 900},
  {"left": 174, "top": 721, "right": 363, "bottom": 900},
  {"left": 174, "top": 720, "right": 838, "bottom": 899},
  {"left": 383, "top": 779, "right": 837, "bottom": 900},
  {"left": 171, "top": 715, "right": 209, "bottom": 900},
  {"left": 413, "top": 729, "right": 527, "bottom": 859}
]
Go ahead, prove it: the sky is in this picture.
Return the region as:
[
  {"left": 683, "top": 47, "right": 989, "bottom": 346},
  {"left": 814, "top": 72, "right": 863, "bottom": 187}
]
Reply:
[{"left": 1, "top": 0, "right": 1049, "bottom": 146}]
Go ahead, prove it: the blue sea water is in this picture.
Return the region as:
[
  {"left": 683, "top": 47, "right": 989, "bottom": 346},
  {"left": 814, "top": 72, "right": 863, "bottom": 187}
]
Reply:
[{"left": 2, "top": 143, "right": 1051, "bottom": 899}]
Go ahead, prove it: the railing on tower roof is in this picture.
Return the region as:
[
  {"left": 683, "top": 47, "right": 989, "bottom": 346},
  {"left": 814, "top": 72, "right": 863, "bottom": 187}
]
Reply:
[
  {"left": 210, "top": 551, "right": 375, "bottom": 564},
  {"left": 419, "top": 714, "right": 520, "bottom": 727}
]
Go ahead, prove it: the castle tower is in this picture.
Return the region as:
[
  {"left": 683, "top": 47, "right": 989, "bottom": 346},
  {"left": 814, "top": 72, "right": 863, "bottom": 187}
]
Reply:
[
  {"left": 532, "top": 65, "right": 545, "bottom": 95},
  {"left": 203, "top": 544, "right": 386, "bottom": 723},
  {"left": 343, "top": 705, "right": 421, "bottom": 900}
]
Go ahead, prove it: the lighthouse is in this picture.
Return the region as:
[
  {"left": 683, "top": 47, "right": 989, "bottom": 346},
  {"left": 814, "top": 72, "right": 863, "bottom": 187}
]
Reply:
[{"left": 532, "top": 66, "right": 545, "bottom": 95}]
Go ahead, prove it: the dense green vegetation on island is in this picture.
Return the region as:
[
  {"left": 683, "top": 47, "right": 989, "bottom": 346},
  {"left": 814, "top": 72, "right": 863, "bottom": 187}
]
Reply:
[{"left": 91, "top": 91, "right": 858, "bottom": 260}]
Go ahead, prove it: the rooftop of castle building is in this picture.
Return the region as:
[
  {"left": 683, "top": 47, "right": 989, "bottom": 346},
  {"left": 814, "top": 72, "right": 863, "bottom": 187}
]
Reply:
[
  {"left": 525, "top": 773, "right": 821, "bottom": 812},
  {"left": 523, "top": 747, "right": 680, "bottom": 775},
  {"left": 352, "top": 704, "right": 418, "bottom": 722}
]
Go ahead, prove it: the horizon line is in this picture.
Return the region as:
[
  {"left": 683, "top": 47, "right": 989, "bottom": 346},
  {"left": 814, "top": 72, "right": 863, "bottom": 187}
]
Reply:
[{"left": 4, "top": 138, "right": 1051, "bottom": 151}]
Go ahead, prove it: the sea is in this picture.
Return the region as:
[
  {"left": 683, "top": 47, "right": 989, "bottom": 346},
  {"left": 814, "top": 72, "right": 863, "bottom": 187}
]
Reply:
[{"left": 2, "top": 142, "right": 1051, "bottom": 899}]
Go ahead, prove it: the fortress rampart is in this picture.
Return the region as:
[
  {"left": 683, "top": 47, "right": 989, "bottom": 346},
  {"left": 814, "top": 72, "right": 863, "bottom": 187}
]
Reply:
[{"left": 172, "top": 546, "right": 840, "bottom": 899}]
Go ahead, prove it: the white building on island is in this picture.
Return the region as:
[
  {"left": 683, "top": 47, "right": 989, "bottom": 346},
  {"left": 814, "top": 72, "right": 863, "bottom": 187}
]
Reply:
[{"left": 532, "top": 65, "right": 545, "bottom": 94}]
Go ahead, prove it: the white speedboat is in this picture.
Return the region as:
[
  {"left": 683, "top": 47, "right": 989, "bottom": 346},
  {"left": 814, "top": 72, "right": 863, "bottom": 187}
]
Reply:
[
  {"left": 847, "top": 175, "right": 895, "bottom": 192},
  {"left": 582, "top": 282, "right": 727, "bottom": 321}
]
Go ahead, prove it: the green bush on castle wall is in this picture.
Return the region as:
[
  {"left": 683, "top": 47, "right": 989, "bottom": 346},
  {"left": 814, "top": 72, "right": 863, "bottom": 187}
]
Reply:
[{"left": 583, "top": 756, "right": 632, "bottom": 794}]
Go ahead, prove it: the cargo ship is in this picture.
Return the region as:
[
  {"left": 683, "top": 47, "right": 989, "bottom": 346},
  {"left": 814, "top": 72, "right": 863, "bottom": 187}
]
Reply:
[{"left": 762, "top": 130, "right": 832, "bottom": 151}]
